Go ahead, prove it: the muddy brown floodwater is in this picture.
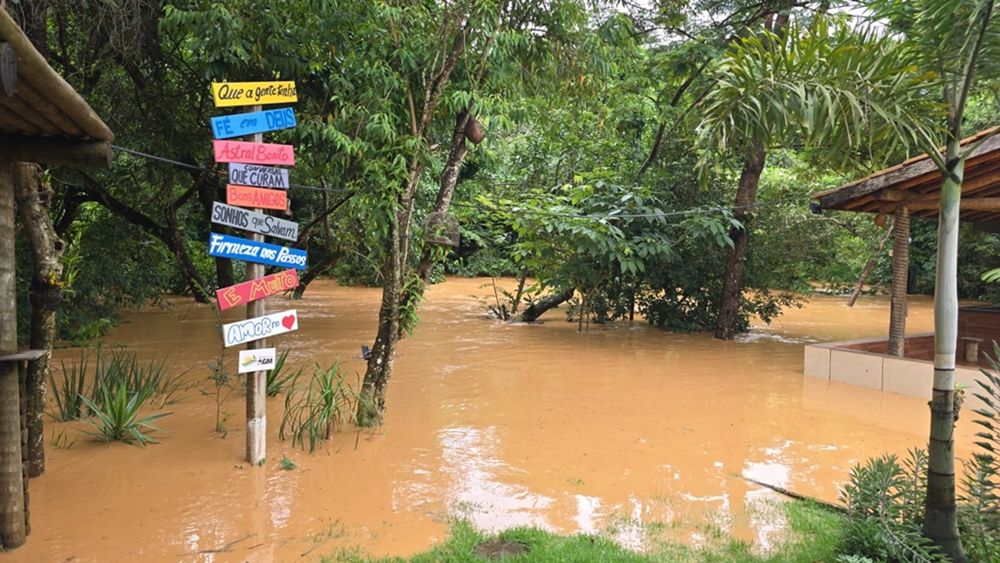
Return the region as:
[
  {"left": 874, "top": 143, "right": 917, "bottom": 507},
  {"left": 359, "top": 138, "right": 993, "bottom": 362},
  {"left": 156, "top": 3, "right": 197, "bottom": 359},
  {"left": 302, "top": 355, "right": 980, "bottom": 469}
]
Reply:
[{"left": 0, "top": 278, "right": 984, "bottom": 562}]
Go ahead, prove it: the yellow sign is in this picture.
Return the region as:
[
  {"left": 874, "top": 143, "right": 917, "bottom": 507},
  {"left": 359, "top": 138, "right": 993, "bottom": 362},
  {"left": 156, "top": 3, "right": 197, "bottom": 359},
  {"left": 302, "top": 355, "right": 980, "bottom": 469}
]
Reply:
[{"left": 211, "top": 81, "right": 298, "bottom": 108}]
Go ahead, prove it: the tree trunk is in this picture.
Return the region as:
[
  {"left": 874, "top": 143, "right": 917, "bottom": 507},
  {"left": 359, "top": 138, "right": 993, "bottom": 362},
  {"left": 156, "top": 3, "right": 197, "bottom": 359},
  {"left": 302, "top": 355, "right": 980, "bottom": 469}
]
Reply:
[
  {"left": 714, "top": 141, "right": 766, "bottom": 340},
  {"left": 355, "top": 20, "right": 469, "bottom": 426},
  {"left": 12, "top": 163, "right": 63, "bottom": 478},
  {"left": 162, "top": 207, "right": 210, "bottom": 302},
  {"left": 512, "top": 288, "right": 575, "bottom": 323},
  {"left": 510, "top": 273, "right": 527, "bottom": 316},
  {"left": 356, "top": 211, "right": 403, "bottom": 427},
  {"left": 78, "top": 179, "right": 211, "bottom": 302},
  {"left": 847, "top": 221, "right": 893, "bottom": 308},
  {"left": 0, "top": 164, "right": 26, "bottom": 549},
  {"left": 922, "top": 141, "right": 966, "bottom": 562},
  {"left": 888, "top": 207, "right": 910, "bottom": 356},
  {"left": 416, "top": 109, "right": 471, "bottom": 283}
]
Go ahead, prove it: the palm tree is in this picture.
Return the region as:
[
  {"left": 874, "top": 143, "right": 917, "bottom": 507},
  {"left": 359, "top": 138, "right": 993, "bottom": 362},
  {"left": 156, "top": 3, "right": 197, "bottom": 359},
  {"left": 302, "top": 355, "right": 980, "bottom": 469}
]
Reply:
[
  {"left": 867, "top": 1, "right": 999, "bottom": 559},
  {"left": 697, "top": 16, "right": 940, "bottom": 340}
]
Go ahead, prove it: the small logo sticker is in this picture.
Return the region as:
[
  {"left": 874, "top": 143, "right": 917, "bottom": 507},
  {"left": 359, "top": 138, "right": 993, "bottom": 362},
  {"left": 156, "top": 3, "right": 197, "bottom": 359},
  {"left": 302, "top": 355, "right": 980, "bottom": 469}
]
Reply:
[{"left": 238, "top": 348, "right": 277, "bottom": 373}]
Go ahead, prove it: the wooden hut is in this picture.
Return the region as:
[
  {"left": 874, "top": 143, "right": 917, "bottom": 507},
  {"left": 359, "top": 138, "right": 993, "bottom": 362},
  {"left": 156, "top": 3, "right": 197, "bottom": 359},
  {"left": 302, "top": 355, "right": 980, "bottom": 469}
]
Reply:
[
  {"left": 803, "top": 127, "right": 1000, "bottom": 406},
  {"left": 0, "top": 5, "right": 113, "bottom": 549}
]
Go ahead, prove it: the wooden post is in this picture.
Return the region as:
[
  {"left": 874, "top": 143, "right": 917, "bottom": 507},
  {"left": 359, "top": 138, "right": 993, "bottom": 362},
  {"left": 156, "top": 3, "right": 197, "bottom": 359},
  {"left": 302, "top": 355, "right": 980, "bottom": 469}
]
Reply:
[
  {"left": 0, "top": 163, "right": 26, "bottom": 549},
  {"left": 245, "top": 107, "right": 267, "bottom": 465},
  {"left": 888, "top": 206, "right": 910, "bottom": 356}
]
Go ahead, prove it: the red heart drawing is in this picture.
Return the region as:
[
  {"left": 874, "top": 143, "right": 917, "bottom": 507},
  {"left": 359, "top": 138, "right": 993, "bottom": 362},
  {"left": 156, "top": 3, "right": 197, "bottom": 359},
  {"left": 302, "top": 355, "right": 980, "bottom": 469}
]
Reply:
[{"left": 281, "top": 314, "right": 296, "bottom": 329}]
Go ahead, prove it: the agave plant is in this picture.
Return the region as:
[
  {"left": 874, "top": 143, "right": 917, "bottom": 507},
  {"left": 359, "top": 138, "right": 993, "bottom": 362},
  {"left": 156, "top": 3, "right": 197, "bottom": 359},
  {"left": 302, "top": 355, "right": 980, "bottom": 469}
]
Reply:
[
  {"left": 266, "top": 349, "right": 301, "bottom": 397},
  {"left": 49, "top": 350, "right": 89, "bottom": 421},
  {"left": 80, "top": 381, "right": 171, "bottom": 446}
]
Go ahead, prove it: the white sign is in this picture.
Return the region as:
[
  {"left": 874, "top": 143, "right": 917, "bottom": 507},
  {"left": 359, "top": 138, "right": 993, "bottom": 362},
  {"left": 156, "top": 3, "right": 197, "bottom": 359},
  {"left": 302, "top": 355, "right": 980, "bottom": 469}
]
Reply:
[
  {"left": 222, "top": 309, "right": 298, "bottom": 348},
  {"left": 211, "top": 202, "right": 299, "bottom": 242},
  {"left": 238, "top": 348, "right": 277, "bottom": 373},
  {"left": 228, "top": 163, "right": 290, "bottom": 190}
]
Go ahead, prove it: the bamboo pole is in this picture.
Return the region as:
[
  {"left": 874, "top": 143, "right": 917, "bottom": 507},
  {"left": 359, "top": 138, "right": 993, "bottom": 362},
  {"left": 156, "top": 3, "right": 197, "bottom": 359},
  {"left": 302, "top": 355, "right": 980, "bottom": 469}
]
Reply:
[{"left": 245, "top": 106, "right": 266, "bottom": 465}]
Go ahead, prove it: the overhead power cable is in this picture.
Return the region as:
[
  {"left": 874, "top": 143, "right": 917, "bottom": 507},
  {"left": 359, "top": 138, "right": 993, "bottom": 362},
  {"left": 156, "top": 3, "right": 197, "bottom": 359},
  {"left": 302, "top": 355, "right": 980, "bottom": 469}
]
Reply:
[
  {"left": 111, "top": 144, "right": 352, "bottom": 194},
  {"left": 111, "top": 143, "right": 810, "bottom": 222}
]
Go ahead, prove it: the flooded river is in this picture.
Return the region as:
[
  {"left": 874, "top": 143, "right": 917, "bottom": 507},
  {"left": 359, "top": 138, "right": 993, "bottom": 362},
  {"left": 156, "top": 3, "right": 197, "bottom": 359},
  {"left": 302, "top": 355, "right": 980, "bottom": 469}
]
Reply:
[{"left": 0, "top": 279, "right": 983, "bottom": 561}]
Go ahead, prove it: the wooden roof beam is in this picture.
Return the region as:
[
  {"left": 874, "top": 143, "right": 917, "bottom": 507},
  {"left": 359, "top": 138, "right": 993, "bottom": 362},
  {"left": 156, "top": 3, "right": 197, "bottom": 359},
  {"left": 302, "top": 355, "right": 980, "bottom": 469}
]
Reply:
[
  {"left": 0, "top": 135, "right": 110, "bottom": 167},
  {"left": 904, "top": 198, "right": 1000, "bottom": 212},
  {"left": 818, "top": 132, "right": 1000, "bottom": 209},
  {"left": 0, "top": 7, "right": 113, "bottom": 141}
]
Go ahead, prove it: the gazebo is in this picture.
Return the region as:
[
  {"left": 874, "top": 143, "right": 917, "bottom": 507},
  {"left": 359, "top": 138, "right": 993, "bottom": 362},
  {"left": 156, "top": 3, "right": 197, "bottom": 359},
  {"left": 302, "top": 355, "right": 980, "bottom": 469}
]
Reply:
[
  {"left": 803, "top": 127, "right": 1000, "bottom": 407},
  {"left": 0, "top": 5, "right": 113, "bottom": 550}
]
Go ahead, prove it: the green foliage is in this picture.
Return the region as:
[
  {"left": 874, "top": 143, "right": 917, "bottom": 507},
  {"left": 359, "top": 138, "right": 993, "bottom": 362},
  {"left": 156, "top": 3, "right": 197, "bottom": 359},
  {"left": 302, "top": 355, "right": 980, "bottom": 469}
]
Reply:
[
  {"left": 88, "top": 344, "right": 183, "bottom": 409},
  {"left": 696, "top": 16, "right": 943, "bottom": 177},
  {"left": 280, "top": 363, "right": 356, "bottom": 453},
  {"left": 328, "top": 501, "right": 848, "bottom": 562},
  {"left": 50, "top": 428, "right": 78, "bottom": 450},
  {"left": 49, "top": 344, "right": 182, "bottom": 423},
  {"left": 207, "top": 356, "right": 233, "bottom": 435},
  {"left": 280, "top": 455, "right": 297, "bottom": 471},
  {"left": 80, "top": 381, "right": 171, "bottom": 446},
  {"left": 50, "top": 350, "right": 89, "bottom": 421},
  {"left": 267, "top": 349, "right": 301, "bottom": 397},
  {"left": 839, "top": 449, "right": 947, "bottom": 562},
  {"left": 960, "top": 344, "right": 1000, "bottom": 561}
]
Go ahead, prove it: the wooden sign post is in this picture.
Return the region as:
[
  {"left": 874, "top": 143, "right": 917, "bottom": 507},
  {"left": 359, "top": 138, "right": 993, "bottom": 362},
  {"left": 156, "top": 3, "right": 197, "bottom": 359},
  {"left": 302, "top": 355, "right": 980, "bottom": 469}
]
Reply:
[
  {"left": 245, "top": 105, "right": 268, "bottom": 465},
  {"left": 210, "top": 81, "right": 300, "bottom": 466}
]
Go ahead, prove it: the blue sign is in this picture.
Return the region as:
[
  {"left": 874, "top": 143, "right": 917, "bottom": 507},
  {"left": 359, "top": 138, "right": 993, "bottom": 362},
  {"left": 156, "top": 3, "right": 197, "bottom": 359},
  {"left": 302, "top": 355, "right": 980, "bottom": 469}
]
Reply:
[
  {"left": 208, "top": 232, "right": 307, "bottom": 270},
  {"left": 210, "top": 108, "right": 297, "bottom": 139}
]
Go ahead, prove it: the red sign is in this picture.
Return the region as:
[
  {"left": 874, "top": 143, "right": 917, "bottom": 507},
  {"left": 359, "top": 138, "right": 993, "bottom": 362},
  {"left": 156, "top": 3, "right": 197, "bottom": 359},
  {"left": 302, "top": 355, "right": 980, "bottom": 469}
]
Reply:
[
  {"left": 212, "top": 140, "right": 295, "bottom": 165},
  {"left": 216, "top": 269, "right": 299, "bottom": 311},
  {"left": 227, "top": 184, "right": 288, "bottom": 210}
]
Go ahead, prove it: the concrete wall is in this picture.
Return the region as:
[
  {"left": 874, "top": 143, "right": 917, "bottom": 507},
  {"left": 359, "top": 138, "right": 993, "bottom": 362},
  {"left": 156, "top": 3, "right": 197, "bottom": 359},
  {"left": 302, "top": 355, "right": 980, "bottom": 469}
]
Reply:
[{"left": 804, "top": 336, "right": 988, "bottom": 411}]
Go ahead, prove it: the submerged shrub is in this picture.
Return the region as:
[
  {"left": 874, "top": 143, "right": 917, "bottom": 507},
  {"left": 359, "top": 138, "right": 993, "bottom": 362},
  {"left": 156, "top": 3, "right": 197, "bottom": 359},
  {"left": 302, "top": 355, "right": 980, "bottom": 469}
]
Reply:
[
  {"left": 80, "top": 381, "right": 171, "bottom": 445},
  {"left": 279, "top": 362, "right": 355, "bottom": 453},
  {"left": 89, "top": 344, "right": 183, "bottom": 407},
  {"left": 266, "top": 349, "right": 301, "bottom": 397},
  {"left": 50, "top": 350, "right": 89, "bottom": 421}
]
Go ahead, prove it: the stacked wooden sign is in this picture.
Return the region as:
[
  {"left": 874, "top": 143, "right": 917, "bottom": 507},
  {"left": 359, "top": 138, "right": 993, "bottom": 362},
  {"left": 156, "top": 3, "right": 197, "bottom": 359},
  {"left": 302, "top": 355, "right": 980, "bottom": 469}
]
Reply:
[{"left": 207, "top": 81, "right": 303, "bottom": 461}]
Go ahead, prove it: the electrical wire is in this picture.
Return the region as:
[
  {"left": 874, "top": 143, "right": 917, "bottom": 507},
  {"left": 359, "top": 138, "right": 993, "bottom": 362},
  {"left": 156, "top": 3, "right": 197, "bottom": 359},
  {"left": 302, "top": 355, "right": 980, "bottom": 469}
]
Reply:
[
  {"left": 110, "top": 143, "right": 811, "bottom": 221},
  {"left": 111, "top": 145, "right": 353, "bottom": 193}
]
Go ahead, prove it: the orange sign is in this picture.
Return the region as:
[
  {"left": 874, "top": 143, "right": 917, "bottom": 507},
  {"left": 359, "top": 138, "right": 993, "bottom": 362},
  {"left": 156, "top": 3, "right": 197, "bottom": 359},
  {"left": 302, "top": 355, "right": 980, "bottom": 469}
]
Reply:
[
  {"left": 226, "top": 184, "right": 287, "bottom": 210},
  {"left": 216, "top": 269, "right": 299, "bottom": 311}
]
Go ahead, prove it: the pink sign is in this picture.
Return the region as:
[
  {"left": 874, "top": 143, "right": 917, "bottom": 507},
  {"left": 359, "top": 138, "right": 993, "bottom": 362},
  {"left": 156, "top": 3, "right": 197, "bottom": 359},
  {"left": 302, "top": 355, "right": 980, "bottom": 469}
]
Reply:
[
  {"left": 216, "top": 269, "right": 299, "bottom": 311},
  {"left": 227, "top": 184, "right": 288, "bottom": 210},
  {"left": 213, "top": 140, "right": 295, "bottom": 165}
]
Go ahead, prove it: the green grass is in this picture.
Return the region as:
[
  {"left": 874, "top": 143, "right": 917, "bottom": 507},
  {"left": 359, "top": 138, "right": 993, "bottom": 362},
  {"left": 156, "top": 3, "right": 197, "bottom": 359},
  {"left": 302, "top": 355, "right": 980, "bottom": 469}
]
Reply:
[{"left": 324, "top": 501, "right": 848, "bottom": 563}]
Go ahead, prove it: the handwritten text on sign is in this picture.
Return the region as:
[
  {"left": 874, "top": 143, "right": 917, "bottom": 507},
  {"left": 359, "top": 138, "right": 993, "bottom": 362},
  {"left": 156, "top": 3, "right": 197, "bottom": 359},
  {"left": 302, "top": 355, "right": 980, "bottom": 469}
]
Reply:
[
  {"left": 211, "top": 202, "right": 298, "bottom": 242},
  {"left": 211, "top": 108, "right": 297, "bottom": 139},
  {"left": 208, "top": 232, "right": 307, "bottom": 270},
  {"left": 213, "top": 140, "right": 295, "bottom": 165},
  {"left": 239, "top": 348, "right": 277, "bottom": 373},
  {"left": 227, "top": 184, "right": 287, "bottom": 211},
  {"left": 211, "top": 81, "right": 297, "bottom": 108},
  {"left": 223, "top": 310, "right": 298, "bottom": 348},
  {"left": 216, "top": 269, "right": 299, "bottom": 312},
  {"left": 228, "top": 163, "right": 289, "bottom": 190}
]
